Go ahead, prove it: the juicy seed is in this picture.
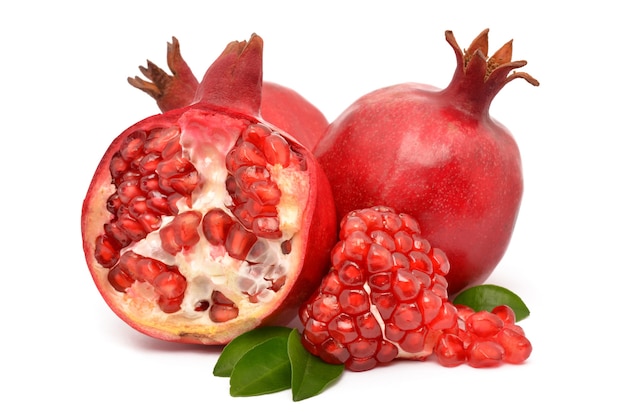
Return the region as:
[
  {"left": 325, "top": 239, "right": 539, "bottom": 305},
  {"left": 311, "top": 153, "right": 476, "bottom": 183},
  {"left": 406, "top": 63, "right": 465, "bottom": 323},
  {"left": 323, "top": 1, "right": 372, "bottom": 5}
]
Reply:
[
  {"left": 434, "top": 333, "right": 466, "bottom": 367},
  {"left": 263, "top": 133, "right": 291, "bottom": 167},
  {"left": 224, "top": 223, "right": 258, "bottom": 260},
  {"left": 209, "top": 291, "right": 239, "bottom": 323},
  {"left": 300, "top": 206, "right": 532, "bottom": 372},
  {"left": 202, "top": 208, "right": 234, "bottom": 245}
]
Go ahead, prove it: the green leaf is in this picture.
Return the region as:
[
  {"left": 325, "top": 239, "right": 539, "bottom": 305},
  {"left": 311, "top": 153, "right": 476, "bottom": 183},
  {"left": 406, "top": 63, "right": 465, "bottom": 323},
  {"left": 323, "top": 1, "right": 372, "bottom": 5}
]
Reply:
[
  {"left": 213, "top": 326, "right": 292, "bottom": 377},
  {"left": 453, "top": 284, "right": 531, "bottom": 321},
  {"left": 229, "top": 336, "right": 292, "bottom": 397},
  {"left": 287, "top": 329, "right": 344, "bottom": 402}
]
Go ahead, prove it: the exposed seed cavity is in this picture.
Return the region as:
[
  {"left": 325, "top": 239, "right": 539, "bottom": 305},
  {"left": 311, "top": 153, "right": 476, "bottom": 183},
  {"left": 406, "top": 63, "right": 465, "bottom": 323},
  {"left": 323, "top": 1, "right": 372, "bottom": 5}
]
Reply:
[{"left": 96, "top": 121, "right": 308, "bottom": 323}]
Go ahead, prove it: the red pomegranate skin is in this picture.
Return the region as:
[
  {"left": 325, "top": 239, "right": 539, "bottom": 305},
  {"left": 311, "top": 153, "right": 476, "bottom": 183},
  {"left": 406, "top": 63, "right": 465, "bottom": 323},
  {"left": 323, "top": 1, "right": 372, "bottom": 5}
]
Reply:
[
  {"left": 314, "top": 30, "right": 538, "bottom": 295},
  {"left": 82, "top": 35, "right": 337, "bottom": 345}
]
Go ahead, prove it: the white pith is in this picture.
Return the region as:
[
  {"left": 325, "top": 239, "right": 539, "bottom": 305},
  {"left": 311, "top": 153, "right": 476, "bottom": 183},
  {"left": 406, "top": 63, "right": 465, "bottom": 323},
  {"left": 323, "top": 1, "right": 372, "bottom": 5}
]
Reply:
[{"left": 114, "top": 110, "right": 310, "bottom": 326}]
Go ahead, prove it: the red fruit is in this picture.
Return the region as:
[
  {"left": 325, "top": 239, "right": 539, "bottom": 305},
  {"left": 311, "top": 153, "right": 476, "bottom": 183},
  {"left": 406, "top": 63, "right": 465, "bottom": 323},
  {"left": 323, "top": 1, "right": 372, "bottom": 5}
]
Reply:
[
  {"left": 434, "top": 304, "right": 532, "bottom": 368},
  {"left": 82, "top": 34, "right": 337, "bottom": 345},
  {"left": 300, "top": 206, "right": 458, "bottom": 371},
  {"left": 314, "top": 29, "right": 539, "bottom": 294},
  {"left": 129, "top": 37, "right": 328, "bottom": 151}
]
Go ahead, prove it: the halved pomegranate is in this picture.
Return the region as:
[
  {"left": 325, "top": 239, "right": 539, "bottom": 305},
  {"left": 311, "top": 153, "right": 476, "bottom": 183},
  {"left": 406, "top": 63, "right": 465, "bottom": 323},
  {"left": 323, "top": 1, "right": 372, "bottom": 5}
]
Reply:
[
  {"left": 82, "top": 34, "right": 337, "bottom": 345},
  {"left": 128, "top": 37, "right": 329, "bottom": 151}
]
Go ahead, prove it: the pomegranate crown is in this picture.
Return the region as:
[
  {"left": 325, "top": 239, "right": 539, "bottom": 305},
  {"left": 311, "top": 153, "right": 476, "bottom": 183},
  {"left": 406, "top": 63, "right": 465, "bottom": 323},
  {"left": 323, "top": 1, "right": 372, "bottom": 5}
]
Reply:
[
  {"left": 443, "top": 29, "right": 539, "bottom": 113},
  {"left": 128, "top": 34, "right": 265, "bottom": 116},
  {"left": 193, "top": 33, "right": 264, "bottom": 116}
]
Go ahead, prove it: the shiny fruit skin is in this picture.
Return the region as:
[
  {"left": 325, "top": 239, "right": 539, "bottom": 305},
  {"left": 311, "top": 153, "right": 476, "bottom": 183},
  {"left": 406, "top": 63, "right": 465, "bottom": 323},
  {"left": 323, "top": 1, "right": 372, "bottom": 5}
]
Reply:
[{"left": 315, "top": 30, "right": 538, "bottom": 294}]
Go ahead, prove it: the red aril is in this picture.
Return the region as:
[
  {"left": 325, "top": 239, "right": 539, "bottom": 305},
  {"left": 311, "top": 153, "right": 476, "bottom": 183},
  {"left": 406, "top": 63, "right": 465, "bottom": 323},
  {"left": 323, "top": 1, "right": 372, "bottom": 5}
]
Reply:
[
  {"left": 128, "top": 37, "right": 328, "bottom": 151},
  {"left": 300, "top": 206, "right": 532, "bottom": 372},
  {"left": 314, "top": 29, "right": 539, "bottom": 295},
  {"left": 82, "top": 34, "right": 337, "bottom": 345}
]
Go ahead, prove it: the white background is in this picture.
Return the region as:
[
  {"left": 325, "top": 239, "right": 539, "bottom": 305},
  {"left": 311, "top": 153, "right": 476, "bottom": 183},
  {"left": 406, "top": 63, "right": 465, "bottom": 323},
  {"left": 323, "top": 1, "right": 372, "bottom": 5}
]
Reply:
[{"left": 2, "top": 1, "right": 623, "bottom": 412}]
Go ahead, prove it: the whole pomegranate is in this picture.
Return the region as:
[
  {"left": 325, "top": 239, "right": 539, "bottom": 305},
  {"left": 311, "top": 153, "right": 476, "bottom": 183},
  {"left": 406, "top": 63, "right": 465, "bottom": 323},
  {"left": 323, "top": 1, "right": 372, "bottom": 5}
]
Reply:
[
  {"left": 82, "top": 34, "right": 337, "bottom": 345},
  {"left": 128, "top": 37, "right": 328, "bottom": 151},
  {"left": 314, "top": 29, "right": 539, "bottom": 294}
]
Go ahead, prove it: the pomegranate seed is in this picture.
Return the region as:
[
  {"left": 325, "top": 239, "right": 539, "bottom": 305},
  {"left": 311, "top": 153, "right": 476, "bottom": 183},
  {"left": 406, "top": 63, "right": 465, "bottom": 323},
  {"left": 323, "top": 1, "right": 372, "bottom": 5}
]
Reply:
[
  {"left": 139, "top": 173, "right": 160, "bottom": 193},
  {"left": 366, "top": 243, "right": 393, "bottom": 273},
  {"left": 310, "top": 293, "right": 341, "bottom": 323},
  {"left": 106, "top": 193, "right": 122, "bottom": 215},
  {"left": 117, "top": 214, "right": 147, "bottom": 241},
  {"left": 368, "top": 272, "right": 392, "bottom": 292},
  {"left": 303, "top": 318, "right": 330, "bottom": 346},
  {"left": 224, "top": 223, "right": 258, "bottom": 260},
  {"left": 242, "top": 123, "right": 272, "bottom": 148},
  {"left": 225, "top": 141, "right": 266, "bottom": 171},
  {"left": 492, "top": 305, "right": 516, "bottom": 324},
  {"left": 159, "top": 225, "right": 181, "bottom": 255},
  {"left": 391, "top": 303, "right": 422, "bottom": 330},
  {"left": 137, "top": 152, "right": 162, "bottom": 174},
  {"left": 466, "top": 310, "right": 505, "bottom": 338},
  {"left": 170, "top": 170, "right": 200, "bottom": 196},
  {"left": 435, "top": 333, "right": 466, "bottom": 367},
  {"left": 280, "top": 239, "right": 292, "bottom": 254},
  {"left": 134, "top": 257, "right": 168, "bottom": 284},
  {"left": 320, "top": 338, "right": 350, "bottom": 364},
  {"left": 249, "top": 181, "right": 281, "bottom": 205},
  {"left": 339, "top": 289, "right": 370, "bottom": 315},
  {"left": 371, "top": 292, "right": 396, "bottom": 320},
  {"left": 202, "top": 208, "right": 234, "bottom": 245},
  {"left": 337, "top": 262, "right": 364, "bottom": 287},
  {"left": 252, "top": 216, "right": 282, "bottom": 239},
  {"left": 144, "top": 126, "right": 181, "bottom": 153},
  {"left": 117, "top": 179, "right": 143, "bottom": 205},
  {"left": 356, "top": 312, "right": 382, "bottom": 338},
  {"left": 158, "top": 155, "right": 194, "bottom": 181},
  {"left": 146, "top": 191, "right": 173, "bottom": 215},
  {"left": 120, "top": 131, "right": 147, "bottom": 160},
  {"left": 342, "top": 231, "right": 372, "bottom": 262},
  {"left": 417, "top": 288, "right": 444, "bottom": 324},
  {"left": 107, "top": 265, "right": 135, "bottom": 292},
  {"left": 408, "top": 250, "right": 434, "bottom": 274},
  {"left": 94, "top": 235, "right": 120, "bottom": 268},
  {"left": 128, "top": 196, "right": 149, "bottom": 218},
  {"left": 172, "top": 211, "right": 202, "bottom": 246},
  {"left": 154, "top": 270, "right": 187, "bottom": 299},
  {"left": 194, "top": 300, "right": 210, "bottom": 312},
  {"left": 209, "top": 291, "right": 239, "bottom": 322},
  {"left": 109, "top": 153, "right": 130, "bottom": 181},
  {"left": 497, "top": 327, "right": 532, "bottom": 364},
  {"left": 234, "top": 166, "right": 269, "bottom": 190},
  {"left": 320, "top": 271, "right": 343, "bottom": 295},
  {"left": 392, "top": 268, "right": 422, "bottom": 301},
  {"left": 328, "top": 314, "right": 359, "bottom": 343},
  {"left": 393, "top": 231, "right": 414, "bottom": 253},
  {"left": 348, "top": 337, "right": 378, "bottom": 359},
  {"left": 158, "top": 295, "right": 184, "bottom": 313},
  {"left": 103, "top": 221, "right": 131, "bottom": 249},
  {"left": 339, "top": 216, "right": 368, "bottom": 239},
  {"left": 398, "top": 326, "right": 427, "bottom": 353},
  {"left": 263, "top": 133, "right": 291, "bottom": 167},
  {"left": 161, "top": 138, "right": 183, "bottom": 160},
  {"left": 467, "top": 340, "right": 504, "bottom": 368},
  {"left": 136, "top": 212, "right": 162, "bottom": 233}
]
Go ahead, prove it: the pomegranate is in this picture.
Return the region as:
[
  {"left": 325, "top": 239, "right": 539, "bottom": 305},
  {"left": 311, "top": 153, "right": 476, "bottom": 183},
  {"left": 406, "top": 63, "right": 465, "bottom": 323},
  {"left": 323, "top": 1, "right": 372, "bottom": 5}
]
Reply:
[
  {"left": 82, "top": 34, "right": 337, "bottom": 345},
  {"left": 299, "top": 206, "right": 531, "bottom": 372},
  {"left": 128, "top": 37, "right": 328, "bottom": 151},
  {"left": 314, "top": 29, "right": 539, "bottom": 295}
]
